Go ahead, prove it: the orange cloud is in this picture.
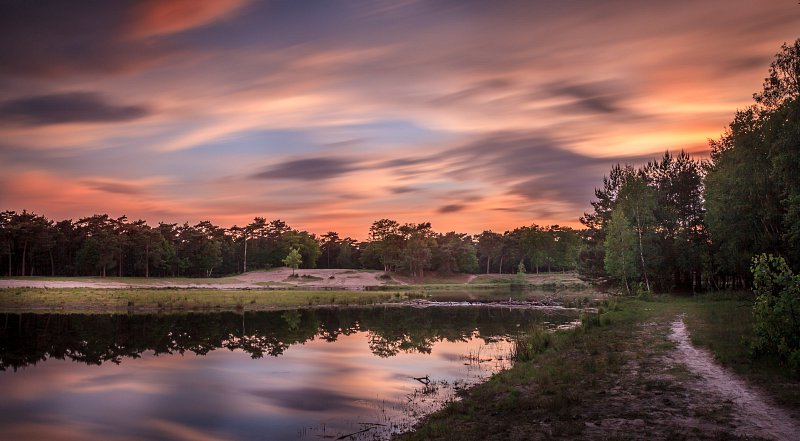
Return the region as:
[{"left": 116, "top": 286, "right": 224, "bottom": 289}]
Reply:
[{"left": 128, "top": 0, "right": 251, "bottom": 38}]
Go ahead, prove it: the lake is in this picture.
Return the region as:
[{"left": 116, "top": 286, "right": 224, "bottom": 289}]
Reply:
[{"left": 0, "top": 305, "right": 579, "bottom": 440}]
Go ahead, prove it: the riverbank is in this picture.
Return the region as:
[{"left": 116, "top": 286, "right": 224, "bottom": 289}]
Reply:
[
  {"left": 395, "top": 296, "right": 800, "bottom": 440},
  {"left": 0, "top": 272, "right": 605, "bottom": 313},
  {"left": 0, "top": 286, "right": 602, "bottom": 314},
  {"left": 0, "top": 270, "right": 595, "bottom": 292}
]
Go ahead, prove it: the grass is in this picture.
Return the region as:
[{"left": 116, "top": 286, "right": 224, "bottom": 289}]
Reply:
[
  {"left": 397, "top": 298, "right": 660, "bottom": 440},
  {"left": 0, "top": 287, "right": 418, "bottom": 313},
  {"left": 396, "top": 295, "right": 800, "bottom": 440},
  {"left": 392, "top": 272, "right": 474, "bottom": 285},
  {"left": 0, "top": 282, "right": 608, "bottom": 313},
  {"left": 0, "top": 275, "right": 244, "bottom": 285}
]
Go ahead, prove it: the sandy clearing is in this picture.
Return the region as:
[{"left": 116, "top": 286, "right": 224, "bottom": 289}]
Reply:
[
  {"left": 0, "top": 268, "right": 402, "bottom": 290},
  {"left": 670, "top": 317, "right": 800, "bottom": 441}
]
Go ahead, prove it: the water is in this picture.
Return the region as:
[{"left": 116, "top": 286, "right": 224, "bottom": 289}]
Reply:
[{"left": 0, "top": 306, "right": 578, "bottom": 440}]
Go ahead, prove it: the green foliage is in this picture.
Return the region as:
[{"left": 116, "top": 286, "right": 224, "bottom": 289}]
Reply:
[
  {"left": 604, "top": 209, "right": 639, "bottom": 292},
  {"left": 750, "top": 254, "right": 800, "bottom": 374},
  {"left": 705, "top": 39, "right": 800, "bottom": 285},
  {"left": 582, "top": 39, "right": 800, "bottom": 292},
  {"left": 515, "top": 261, "right": 526, "bottom": 284},
  {"left": 282, "top": 248, "right": 303, "bottom": 275},
  {"left": 511, "top": 326, "right": 553, "bottom": 362}
]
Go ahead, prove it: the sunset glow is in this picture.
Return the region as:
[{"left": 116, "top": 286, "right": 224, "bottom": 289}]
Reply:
[{"left": 1, "top": 1, "right": 798, "bottom": 237}]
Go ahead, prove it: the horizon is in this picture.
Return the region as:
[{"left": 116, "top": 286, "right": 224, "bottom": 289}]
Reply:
[{"left": 2, "top": 1, "right": 799, "bottom": 238}]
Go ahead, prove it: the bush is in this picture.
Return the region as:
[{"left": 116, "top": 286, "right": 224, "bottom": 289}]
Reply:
[{"left": 750, "top": 254, "right": 800, "bottom": 374}]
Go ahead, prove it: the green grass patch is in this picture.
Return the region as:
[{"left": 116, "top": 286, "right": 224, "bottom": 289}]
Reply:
[
  {"left": 397, "top": 295, "right": 800, "bottom": 440},
  {"left": 0, "top": 287, "right": 414, "bottom": 313},
  {"left": 0, "top": 275, "right": 244, "bottom": 285}
]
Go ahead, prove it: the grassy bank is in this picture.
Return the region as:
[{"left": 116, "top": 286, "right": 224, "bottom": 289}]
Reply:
[
  {"left": 0, "top": 288, "right": 414, "bottom": 313},
  {"left": 396, "top": 296, "right": 800, "bottom": 440},
  {"left": 0, "top": 283, "right": 604, "bottom": 313}
]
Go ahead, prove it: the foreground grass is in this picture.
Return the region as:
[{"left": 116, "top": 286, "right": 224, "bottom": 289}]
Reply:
[
  {"left": 0, "top": 288, "right": 416, "bottom": 313},
  {"left": 396, "top": 295, "right": 799, "bottom": 440}
]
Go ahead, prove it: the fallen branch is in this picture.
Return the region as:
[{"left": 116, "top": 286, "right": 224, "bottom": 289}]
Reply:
[
  {"left": 412, "top": 375, "right": 430, "bottom": 385},
  {"left": 336, "top": 427, "right": 373, "bottom": 440}
]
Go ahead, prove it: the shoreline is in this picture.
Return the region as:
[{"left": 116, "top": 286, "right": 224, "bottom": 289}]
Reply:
[{"left": 0, "top": 287, "right": 600, "bottom": 314}]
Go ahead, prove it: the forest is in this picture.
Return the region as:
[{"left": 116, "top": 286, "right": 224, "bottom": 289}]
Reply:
[
  {"left": 0, "top": 211, "right": 581, "bottom": 279},
  {"left": 580, "top": 39, "right": 800, "bottom": 293}
]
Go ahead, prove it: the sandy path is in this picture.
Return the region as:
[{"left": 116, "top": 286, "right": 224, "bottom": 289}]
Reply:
[
  {"left": 670, "top": 317, "right": 800, "bottom": 441},
  {"left": 0, "top": 280, "right": 135, "bottom": 289}
]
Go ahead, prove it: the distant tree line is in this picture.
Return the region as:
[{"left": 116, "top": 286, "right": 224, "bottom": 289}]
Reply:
[
  {"left": 358, "top": 219, "right": 581, "bottom": 277},
  {"left": 0, "top": 210, "right": 581, "bottom": 278},
  {"left": 580, "top": 39, "right": 800, "bottom": 293}
]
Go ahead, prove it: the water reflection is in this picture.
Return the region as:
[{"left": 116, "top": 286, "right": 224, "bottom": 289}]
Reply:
[{"left": 0, "top": 306, "right": 577, "bottom": 440}]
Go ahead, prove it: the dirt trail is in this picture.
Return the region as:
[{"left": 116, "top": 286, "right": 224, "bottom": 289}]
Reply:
[{"left": 670, "top": 316, "right": 800, "bottom": 441}]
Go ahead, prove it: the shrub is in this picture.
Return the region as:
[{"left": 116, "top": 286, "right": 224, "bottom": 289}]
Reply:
[
  {"left": 750, "top": 254, "right": 800, "bottom": 374},
  {"left": 511, "top": 326, "right": 553, "bottom": 362}
]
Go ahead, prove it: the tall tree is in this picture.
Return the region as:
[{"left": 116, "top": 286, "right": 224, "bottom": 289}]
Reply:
[
  {"left": 604, "top": 209, "right": 639, "bottom": 293},
  {"left": 367, "top": 219, "right": 402, "bottom": 273},
  {"left": 477, "top": 231, "right": 503, "bottom": 274}
]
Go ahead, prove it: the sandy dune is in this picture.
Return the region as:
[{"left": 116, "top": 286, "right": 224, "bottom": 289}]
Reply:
[{"left": 0, "top": 268, "right": 400, "bottom": 290}]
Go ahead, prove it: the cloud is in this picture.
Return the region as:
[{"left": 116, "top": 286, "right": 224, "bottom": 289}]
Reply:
[
  {"left": 438, "top": 204, "right": 466, "bottom": 213},
  {"left": 548, "top": 81, "right": 626, "bottom": 114},
  {"left": 83, "top": 181, "right": 144, "bottom": 195},
  {"left": 249, "top": 387, "right": 360, "bottom": 412},
  {"left": 126, "top": 0, "right": 251, "bottom": 38},
  {"left": 0, "top": 92, "right": 149, "bottom": 125},
  {"left": 251, "top": 157, "right": 359, "bottom": 181},
  {"left": 0, "top": 1, "right": 164, "bottom": 77},
  {"left": 388, "top": 186, "right": 418, "bottom": 194},
  {"left": 0, "top": 0, "right": 249, "bottom": 78}
]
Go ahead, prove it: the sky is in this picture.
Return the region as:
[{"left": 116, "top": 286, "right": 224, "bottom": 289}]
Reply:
[{"left": 1, "top": 0, "right": 798, "bottom": 239}]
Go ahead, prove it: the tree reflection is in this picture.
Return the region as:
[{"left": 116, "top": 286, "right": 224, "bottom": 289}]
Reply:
[{"left": 0, "top": 307, "right": 575, "bottom": 370}]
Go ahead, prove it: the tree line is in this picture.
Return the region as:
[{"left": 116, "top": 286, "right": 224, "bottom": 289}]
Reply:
[
  {"left": 0, "top": 210, "right": 581, "bottom": 278},
  {"left": 580, "top": 39, "right": 800, "bottom": 293}
]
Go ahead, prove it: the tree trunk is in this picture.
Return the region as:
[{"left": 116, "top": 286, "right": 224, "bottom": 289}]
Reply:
[
  {"left": 499, "top": 255, "right": 504, "bottom": 274},
  {"left": 243, "top": 237, "right": 248, "bottom": 273},
  {"left": 635, "top": 208, "right": 651, "bottom": 292},
  {"left": 119, "top": 250, "right": 123, "bottom": 277},
  {"left": 49, "top": 249, "right": 55, "bottom": 276},
  {"left": 21, "top": 240, "right": 27, "bottom": 276},
  {"left": 486, "top": 256, "right": 490, "bottom": 274},
  {"left": 145, "top": 242, "right": 150, "bottom": 278}
]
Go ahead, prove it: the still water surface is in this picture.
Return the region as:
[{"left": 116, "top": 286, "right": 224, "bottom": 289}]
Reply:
[{"left": 0, "top": 306, "right": 577, "bottom": 440}]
